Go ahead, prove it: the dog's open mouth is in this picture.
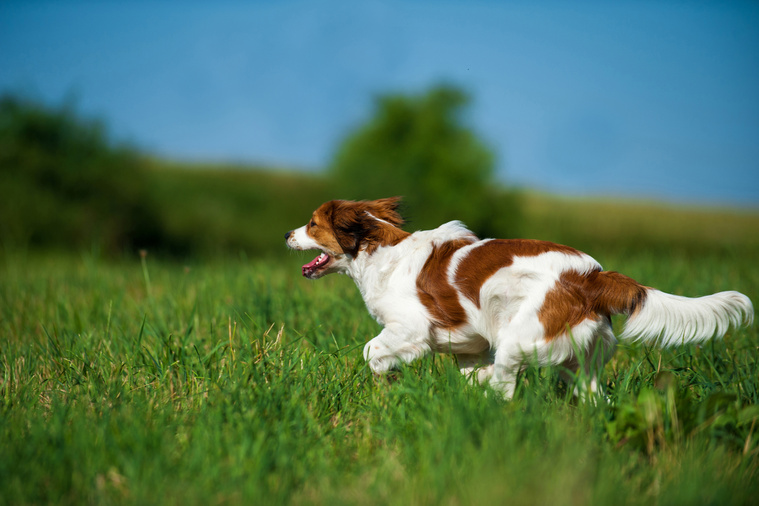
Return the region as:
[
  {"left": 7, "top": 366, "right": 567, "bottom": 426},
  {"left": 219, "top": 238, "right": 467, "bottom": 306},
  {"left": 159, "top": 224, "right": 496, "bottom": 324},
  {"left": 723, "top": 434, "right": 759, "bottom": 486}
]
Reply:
[{"left": 302, "top": 251, "right": 332, "bottom": 278}]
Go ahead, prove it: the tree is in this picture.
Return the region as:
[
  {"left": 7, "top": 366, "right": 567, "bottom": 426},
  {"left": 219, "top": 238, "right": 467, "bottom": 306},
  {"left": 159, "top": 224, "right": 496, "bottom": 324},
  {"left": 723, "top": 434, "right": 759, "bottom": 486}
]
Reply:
[
  {"left": 329, "top": 85, "right": 518, "bottom": 236},
  {"left": 0, "top": 94, "right": 162, "bottom": 252}
]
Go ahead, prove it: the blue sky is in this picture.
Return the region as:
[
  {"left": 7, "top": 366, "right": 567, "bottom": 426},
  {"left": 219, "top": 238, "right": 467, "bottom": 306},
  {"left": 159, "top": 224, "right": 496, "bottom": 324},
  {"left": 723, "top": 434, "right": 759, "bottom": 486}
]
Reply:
[{"left": 2, "top": 0, "right": 758, "bottom": 206}]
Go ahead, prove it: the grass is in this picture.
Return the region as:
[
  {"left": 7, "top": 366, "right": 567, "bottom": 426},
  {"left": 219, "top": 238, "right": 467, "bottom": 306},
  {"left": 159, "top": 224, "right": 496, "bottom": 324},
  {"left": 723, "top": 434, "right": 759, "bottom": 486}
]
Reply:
[
  {"left": 1, "top": 202, "right": 759, "bottom": 505},
  {"left": 519, "top": 191, "right": 759, "bottom": 255}
]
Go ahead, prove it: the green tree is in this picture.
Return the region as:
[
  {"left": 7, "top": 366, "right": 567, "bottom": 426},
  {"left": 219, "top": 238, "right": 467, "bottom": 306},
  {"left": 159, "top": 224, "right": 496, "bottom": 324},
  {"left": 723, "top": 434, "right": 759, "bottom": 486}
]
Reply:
[
  {"left": 0, "top": 94, "right": 162, "bottom": 252},
  {"left": 329, "top": 84, "right": 519, "bottom": 236}
]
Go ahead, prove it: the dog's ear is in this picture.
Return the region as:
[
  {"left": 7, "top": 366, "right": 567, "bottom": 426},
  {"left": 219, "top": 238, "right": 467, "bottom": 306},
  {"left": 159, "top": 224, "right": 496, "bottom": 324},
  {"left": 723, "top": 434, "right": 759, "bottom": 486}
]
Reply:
[
  {"left": 368, "top": 196, "right": 404, "bottom": 228},
  {"left": 329, "top": 200, "right": 375, "bottom": 257},
  {"left": 328, "top": 197, "right": 406, "bottom": 257}
]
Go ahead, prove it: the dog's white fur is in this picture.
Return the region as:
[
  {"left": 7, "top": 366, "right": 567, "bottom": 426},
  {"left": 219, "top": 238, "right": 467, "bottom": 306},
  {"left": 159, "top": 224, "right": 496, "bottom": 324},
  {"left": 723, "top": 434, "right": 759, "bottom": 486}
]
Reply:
[{"left": 286, "top": 198, "right": 753, "bottom": 399}]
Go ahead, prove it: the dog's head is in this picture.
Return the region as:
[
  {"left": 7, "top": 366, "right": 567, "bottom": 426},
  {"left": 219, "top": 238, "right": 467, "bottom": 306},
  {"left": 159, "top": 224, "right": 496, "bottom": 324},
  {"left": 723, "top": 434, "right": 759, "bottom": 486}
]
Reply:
[{"left": 285, "top": 197, "right": 408, "bottom": 279}]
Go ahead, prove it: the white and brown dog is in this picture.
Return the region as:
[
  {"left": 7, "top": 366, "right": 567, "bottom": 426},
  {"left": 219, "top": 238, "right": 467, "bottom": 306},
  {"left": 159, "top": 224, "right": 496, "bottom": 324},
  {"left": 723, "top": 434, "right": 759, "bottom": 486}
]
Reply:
[{"left": 285, "top": 197, "right": 753, "bottom": 398}]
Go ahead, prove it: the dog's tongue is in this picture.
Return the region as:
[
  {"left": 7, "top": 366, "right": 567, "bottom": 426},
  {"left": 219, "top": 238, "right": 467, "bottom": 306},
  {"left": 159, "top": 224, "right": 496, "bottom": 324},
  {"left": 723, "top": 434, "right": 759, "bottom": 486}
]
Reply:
[{"left": 302, "top": 252, "right": 328, "bottom": 277}]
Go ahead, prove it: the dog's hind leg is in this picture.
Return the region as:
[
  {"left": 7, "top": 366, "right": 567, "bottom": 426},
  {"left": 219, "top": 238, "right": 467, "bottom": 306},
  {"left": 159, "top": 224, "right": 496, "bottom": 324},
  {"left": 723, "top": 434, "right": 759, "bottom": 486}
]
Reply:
[
  {"left": 490, "top": 335, "right": 530, "bottom": 400},
  {"left": 489, "top": 311, "right": 552, "bottom": 399},
  {"left": 559, "top": 319, "right": 617, "bottom": 401},
  {"left": 490, "top": 346, "right": 524, "bottom": 400}
]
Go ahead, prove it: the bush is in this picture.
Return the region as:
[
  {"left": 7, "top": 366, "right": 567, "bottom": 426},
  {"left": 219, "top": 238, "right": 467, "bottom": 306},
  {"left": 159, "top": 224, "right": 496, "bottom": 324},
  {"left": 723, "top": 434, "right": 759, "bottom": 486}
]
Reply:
[
  {"left": 0, "top": 94, "right": 162, "bottom": 252},
  {"left": 329, "top": 84, "right": 521, "bottom": 237}
]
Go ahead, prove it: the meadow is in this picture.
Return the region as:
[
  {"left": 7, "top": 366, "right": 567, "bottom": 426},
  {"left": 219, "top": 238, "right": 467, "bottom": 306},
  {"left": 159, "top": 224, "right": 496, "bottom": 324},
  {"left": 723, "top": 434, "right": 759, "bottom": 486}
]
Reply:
[{"left": 2, "top": 193, "right": 759, "bottom": 505}]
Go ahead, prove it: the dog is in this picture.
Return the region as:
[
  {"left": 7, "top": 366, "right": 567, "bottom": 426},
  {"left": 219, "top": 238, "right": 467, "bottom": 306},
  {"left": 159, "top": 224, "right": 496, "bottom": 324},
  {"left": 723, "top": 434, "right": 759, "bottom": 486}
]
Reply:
[{"left": 285, "top": 197, "right": 753, "bottom": 398}]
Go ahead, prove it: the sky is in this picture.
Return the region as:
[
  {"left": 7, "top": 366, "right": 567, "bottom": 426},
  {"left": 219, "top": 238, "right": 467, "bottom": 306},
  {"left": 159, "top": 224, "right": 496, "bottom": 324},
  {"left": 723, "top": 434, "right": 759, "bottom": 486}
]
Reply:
[{"left": 1, "top": 0, "right": 758, "bottom": 207}]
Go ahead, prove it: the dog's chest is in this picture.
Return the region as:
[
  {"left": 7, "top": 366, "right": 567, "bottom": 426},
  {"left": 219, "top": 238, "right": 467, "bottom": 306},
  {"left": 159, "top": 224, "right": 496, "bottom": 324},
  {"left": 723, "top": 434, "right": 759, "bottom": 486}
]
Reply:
[{"left": 352, "top": 251, "right": 426, "bottom": 326}]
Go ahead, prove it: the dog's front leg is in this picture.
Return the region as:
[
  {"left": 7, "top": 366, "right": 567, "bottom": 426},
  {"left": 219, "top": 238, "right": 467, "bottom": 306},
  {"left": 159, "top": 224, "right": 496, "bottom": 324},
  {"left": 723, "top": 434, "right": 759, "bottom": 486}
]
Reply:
[{"left": 363, "top": 323, "right": 430, "bottom": 374}]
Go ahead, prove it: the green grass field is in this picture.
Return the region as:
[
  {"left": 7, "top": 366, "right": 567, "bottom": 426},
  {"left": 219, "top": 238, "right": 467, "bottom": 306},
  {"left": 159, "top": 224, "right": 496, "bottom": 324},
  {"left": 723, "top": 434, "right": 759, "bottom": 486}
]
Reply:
[{"left": 2, "top": 197, "right": 759, "bottom": 505}]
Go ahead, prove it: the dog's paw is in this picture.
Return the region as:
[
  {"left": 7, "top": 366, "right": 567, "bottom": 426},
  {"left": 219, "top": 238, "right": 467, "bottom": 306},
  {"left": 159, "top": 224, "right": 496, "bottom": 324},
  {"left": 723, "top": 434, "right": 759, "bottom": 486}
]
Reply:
[{"left": 363, "top": 340, "right": 400, "bottom": 374}]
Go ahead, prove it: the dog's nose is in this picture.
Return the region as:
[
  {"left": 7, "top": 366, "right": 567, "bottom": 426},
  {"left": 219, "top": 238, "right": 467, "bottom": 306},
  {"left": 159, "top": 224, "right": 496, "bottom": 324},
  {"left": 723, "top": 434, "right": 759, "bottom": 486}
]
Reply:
[{"left": 285, "top": 231, "right": 291, "bottom": 240}]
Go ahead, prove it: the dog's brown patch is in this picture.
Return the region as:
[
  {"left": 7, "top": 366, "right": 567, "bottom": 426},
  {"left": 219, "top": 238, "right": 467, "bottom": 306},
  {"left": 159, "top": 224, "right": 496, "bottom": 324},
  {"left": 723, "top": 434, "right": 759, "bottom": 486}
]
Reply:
[
  {"left": 454, "top": 239, "right": 583, "bottom": 308},
  {"left": 539, "top": 270, "right": 602, "bottom": 340},
  {"left": 417, "top": 239, "right": 476, "bottom": 329},
  {"left": 539, "top": 269, "right": 648, "bottom": 340}
]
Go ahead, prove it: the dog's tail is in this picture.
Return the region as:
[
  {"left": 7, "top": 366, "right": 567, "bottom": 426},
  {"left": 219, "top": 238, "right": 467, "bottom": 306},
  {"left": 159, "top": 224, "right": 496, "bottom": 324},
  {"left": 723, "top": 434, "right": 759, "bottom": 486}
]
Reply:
[{"left": 593, "top": 271, "right": 753, "bottom": 346}]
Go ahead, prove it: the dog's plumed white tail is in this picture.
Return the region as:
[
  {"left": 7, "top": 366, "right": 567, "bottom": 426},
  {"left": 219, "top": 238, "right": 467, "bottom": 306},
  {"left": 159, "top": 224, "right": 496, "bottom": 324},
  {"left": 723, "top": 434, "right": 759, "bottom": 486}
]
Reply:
[{"left": 620, "top": 289, "right": 753, "bottom": 347}]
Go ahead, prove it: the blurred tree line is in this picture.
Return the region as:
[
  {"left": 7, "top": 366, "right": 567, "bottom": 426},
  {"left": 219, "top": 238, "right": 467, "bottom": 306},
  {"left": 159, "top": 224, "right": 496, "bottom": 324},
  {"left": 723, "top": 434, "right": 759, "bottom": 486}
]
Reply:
[
  {"left": 0, "top": 94, "right": 162, "bottom": 252},
  {"left": 0, "top": 86, "right": 520, "bottom": 257}
]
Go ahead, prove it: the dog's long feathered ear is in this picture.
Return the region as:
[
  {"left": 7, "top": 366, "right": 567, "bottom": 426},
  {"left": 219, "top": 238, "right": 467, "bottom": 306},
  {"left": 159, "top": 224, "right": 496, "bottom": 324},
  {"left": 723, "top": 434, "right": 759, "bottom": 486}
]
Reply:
[
  {"left": 329, "top": 197, "right": 405, "bottom": 257},
  {"left": 369, "top": 196, "right": 404, "bottom": 227},
  {"left": 329, "top": 200, "right": 372, "bottom": 257}
]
